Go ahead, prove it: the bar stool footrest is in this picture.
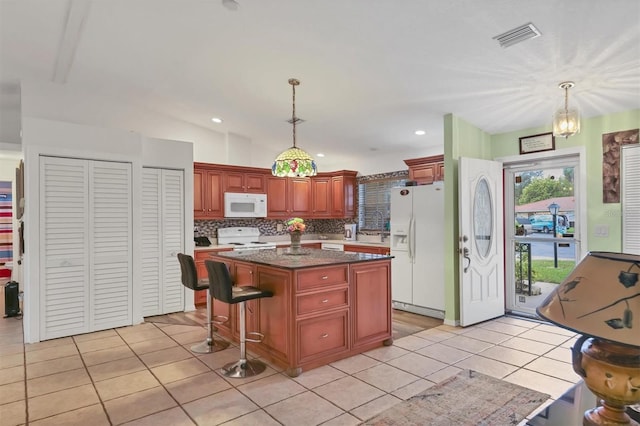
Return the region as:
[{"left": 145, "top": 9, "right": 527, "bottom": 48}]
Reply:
[
  {"left": 212, "top": 315, "right": 229, "bottom": 325},
  {"left": 245, "top": 331, "right": 264, "bottom": 343}
]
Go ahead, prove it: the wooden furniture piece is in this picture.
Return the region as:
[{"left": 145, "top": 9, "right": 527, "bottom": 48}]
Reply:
[
  {"left": 206, "top": 260, "right": 274, "bottom": 378},
  {"left": 194, "top": 248, "right": 233, "bottom": 308},
  {"left": 208, "top": 248, "right": 392, "bottom": 377},
  {"left": 194, "top": 161, "right": 357, "bottom": 219},
  {"left": 177, "top": 253, "right": 229, "bottom": 354},
  {"left": 404, "top": 154, "right": 444, "bottom": 185}
]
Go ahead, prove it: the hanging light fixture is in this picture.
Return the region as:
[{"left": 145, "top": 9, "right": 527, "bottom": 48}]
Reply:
[
  {"left": 271, "top": 78, "right": 317, "bottom": 178},
  {"left": 552, "top": 81, "right": 580, "bottom": 138}
]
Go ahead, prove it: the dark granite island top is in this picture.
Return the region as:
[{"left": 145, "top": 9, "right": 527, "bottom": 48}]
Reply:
[
  {"left": 207, "top": 247, "right": 393, "bottom": 377},
  {"left": 213, "top": 247, "right": 393, "bottom": 269}
]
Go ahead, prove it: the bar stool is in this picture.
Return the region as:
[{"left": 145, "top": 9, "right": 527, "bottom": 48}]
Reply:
[
  {"left": 177, "top": 253, "right": 229, "bottom": 354},
  {"left": 205, "top": 259, "right": 273, "bottom": 378}
]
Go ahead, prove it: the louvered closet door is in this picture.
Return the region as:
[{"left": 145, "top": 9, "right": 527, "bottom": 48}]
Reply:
[
  {"left": 161, "top": 169, "right": 184, "bottom": 313},
  {"left": 141, "top": 168, "right": 184, "bottom": 316},
  {"left": 89, "top": 161, "right": 133, "bottom": 330},
  {"left": 622, "top": 144, "right": 640, "bottom": 254},
  {"left": 40, "top": 157, "right": 91, "bottom": 340},
  {"left": 141, "top": 168, "right": 162, "bottom": 316}
]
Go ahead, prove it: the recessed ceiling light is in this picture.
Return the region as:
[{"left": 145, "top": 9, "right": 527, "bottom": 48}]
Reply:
[
  {"left": 415, "top": 130, "right": 426, "bottom": 136},
  {"left": 316, "top": 153, "right": 325, "bottom": 157},
  {"left": 211, "top": 117, "right": 223, "bottom": 124}
]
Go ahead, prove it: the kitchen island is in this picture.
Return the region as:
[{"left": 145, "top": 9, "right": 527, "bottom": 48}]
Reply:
[{"left": 208, "top": 248, "right": 393, "bottom": 377}]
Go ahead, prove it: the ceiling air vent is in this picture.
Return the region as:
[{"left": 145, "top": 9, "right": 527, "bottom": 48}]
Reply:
[{"left": 493, "top": 23, "right": 541, "bottom": 48}]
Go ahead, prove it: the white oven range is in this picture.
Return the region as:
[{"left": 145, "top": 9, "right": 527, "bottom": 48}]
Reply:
[{"left": 217, "top": 227, "right": 276, "bottom": 252}]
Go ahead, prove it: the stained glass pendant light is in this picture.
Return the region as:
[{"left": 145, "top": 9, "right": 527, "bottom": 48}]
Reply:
[
  {"left": 552, "top": 81, "right": 580, "bottom": 138},
  {"left": 271, "top": 78, "right": 317, "bottom": 177}
]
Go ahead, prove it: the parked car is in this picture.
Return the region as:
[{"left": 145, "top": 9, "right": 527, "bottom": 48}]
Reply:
[
  {"left": 515, "top": 217, "right": 533, "bottom": 235},
  {"left": 529, "top": 214, "right": 568, "bottom": 234}
]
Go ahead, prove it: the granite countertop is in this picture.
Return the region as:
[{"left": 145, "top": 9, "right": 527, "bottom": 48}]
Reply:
[
  {"left": 194, "top": 238, "right": 390, "bottom": 251},
  {"left": 211, "top": 247, "right": 392, "bottom": 269}
]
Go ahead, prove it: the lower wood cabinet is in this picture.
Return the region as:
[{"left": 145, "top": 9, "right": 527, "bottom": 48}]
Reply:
[
  {"left": 297, "top": 310, "right": 348, "bottom": 363},
  {"left": 194, "top": 249, "right": 232, "bottom": 334},
  {"left": 208, "top": 255, "right": 392, "bottom": 376}
]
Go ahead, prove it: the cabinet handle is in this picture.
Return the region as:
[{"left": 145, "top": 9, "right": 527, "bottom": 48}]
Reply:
[
  {"left": 321, "top": 333, "right": 329, "bottom": 339},
  {"left": 321, "top": 299, "right": 329, "bottom": 303},
  {"left": 321, "top": 276, "right": 328, "bottom": 280}
]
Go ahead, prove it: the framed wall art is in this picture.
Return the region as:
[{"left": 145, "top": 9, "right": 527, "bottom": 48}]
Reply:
[{"left": 519, "top": 132, "right": 555, "bottom": 155}]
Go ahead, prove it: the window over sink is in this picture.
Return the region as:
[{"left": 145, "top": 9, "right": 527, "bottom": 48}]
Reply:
[{"left": 358, "top": 173, "right": 406, "bottom": 231}]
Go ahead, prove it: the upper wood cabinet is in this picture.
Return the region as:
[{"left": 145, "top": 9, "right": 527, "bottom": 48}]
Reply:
[
  {"left": 224, "top": 170, "right": 266, "bottom": 193},
  {"left": 194, "top": 162, "right": 356, "bottom": 219},
  {"left": 404, "top": 155, "right": 444, "bottom": 185},
  {"left": 265, "top": 176, "right": 311, "bottom": 218},
  {"left": 194, "top": 164, "right": 224, "bottom": 219},
  {"left": 311, "top": 176, "right": 332, "bottom": 218},
  {"left": 331, "top": 171, "right": 357, "bottom": 218}
]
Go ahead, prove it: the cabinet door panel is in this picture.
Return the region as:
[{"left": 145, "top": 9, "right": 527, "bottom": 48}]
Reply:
[
  {"left": 290, "top": 178, "right": 311, "bottom": 215},
  {"left": 297, "top": 311, "right": 348, "bottom": 363},
  {"left": 311, "top": 177, "right": 331, "bottom": 217},
  {"left": 266, "top": 177, "right": 289, "bottom": 217},
  {"left": 351, "top": 261, "right": 392, "bottom": 348},
  {"left": 205, "top": 171, "right": 224, "bottom": 217},
  {"left": 224, "top": 172, "right": 245, "bottom": 193},
  {"left": 194, "top": 169, "right": 205, "bottom": 218},
  {"left": 245, "top": 173, "right": 266, "bottom": 193}
]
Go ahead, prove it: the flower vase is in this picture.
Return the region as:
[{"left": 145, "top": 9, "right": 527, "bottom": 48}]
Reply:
[{"left": 290, "top": 232, "right": 302, "bottom": 252}]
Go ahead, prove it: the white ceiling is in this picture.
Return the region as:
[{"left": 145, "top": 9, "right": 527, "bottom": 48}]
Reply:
[{"left": 1, "top": 0, "right": 639, "bottom": 161}]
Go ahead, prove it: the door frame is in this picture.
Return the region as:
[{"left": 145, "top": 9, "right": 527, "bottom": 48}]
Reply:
[{"left": 496, "top": 146, "right": 588, "bottom": 316}]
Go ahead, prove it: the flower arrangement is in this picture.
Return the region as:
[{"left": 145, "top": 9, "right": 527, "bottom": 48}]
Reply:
[{"left": 286, "top": 217, "right": 306, "bottom": 233}]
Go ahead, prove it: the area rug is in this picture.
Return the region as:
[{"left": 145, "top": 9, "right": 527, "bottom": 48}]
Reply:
[{"left": 363, "top": 370, "right": 549, "bottom": 426}]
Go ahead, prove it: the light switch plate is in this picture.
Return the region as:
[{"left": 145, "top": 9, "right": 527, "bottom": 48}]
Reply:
[{"left": 594, "top": 224, "right": 609, "bottom": 237}]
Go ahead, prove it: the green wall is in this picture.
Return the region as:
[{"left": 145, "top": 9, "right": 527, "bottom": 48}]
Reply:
[
  {"left": 443, "top": 109, "right": 639, "bottom": 325},
  {"left": 491, "top": 109, "right": 639, "bottom": 253},
  {"left": 443, "top": 114, "right": 493, "bottom": 325}
]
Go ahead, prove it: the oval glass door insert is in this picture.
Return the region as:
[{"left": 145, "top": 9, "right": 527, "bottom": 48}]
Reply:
[{"left": 473, "top": 177, "right": 493, "bottom": 258}]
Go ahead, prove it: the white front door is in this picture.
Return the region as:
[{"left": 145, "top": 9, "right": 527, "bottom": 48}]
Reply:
[{"left": 458, "top": 157, "right": 505, "bottom": 326}]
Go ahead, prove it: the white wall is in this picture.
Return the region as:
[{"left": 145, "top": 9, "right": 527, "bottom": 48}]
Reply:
[{"left": 22, "top": 118, "right": 193, "bottom": 342}]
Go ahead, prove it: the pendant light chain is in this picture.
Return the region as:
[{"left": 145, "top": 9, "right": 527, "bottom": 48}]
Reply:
[{"left": 291, "top": 79, "right": 297, "bottom": 148}]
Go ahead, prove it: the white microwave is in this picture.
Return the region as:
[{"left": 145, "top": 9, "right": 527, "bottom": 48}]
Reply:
[{"left": 224, "top": 192, "right": 267, "bottom": 218}]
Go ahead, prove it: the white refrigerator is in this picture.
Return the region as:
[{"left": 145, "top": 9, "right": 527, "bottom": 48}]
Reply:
[{"left": 390, "top": 183, "right": 445, "bottom": 318}]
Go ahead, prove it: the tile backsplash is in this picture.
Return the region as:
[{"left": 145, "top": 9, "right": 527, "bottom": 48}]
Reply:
[{"left": 195, "top": 218, "right": 356, "bottom": 238}]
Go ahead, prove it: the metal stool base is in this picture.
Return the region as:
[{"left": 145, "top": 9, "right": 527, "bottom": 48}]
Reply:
[
  {"left": 190, "top": 338, "right": 229, "bottom": 354},
  {"left": 221, "top": 359, "right": 267, "bottom": 378}
]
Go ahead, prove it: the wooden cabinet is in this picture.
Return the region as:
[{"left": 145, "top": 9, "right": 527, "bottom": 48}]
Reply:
[
  {"left": 302, "top": 242, "right": 322, "bottom": 249},
  {"left": 404, "top": 155, "right": 444, "bottom": 185},
  {"left": 343, "top": 244, "right": 390, "bottom": 255},
  {"left": 331, "top": 172, "right": 357, "bottom": 218},
  {"left": 194, "top": 164, "right": 224, "bottom": 219},
  {"left": 224, "top": 170, "right": 266, "bottom": 193},
  {"left": 232, "top": 261, "right": 258, "bottom": 341},
  {"left": 311, "top": 176, "right": 332, "bottom": 217},
  {"left": 266, "top": 176, "right": 311, "bottom": 218},
  {"left": 351, "top": 260, "right": 392, "bottom": 349}
]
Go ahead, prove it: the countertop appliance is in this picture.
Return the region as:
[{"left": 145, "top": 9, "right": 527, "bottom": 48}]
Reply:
[
  {"left": 390, "top": 183, "right": 445, "bottom": 318},
  {"left": 344, "top": 224, "right": 356, "bottom": 241},
  {"left": 224, "top": 192, "right": 267, "bottom": 218},
  {"left": 217, "top": 227, "right": 276, "bottom": 252}
]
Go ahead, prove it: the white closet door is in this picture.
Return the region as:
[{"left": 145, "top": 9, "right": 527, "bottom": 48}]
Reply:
[
  {"left": 622, "top": 144, "right": 640, "bottom": 254},
  {"left": 141, "top": 168, "right": 162, "bottom": 316},
  {"left": 161, "top": 169, "right": 184, "bottom": 313},
  {"left": 89, "top": 161, "right": 133, "bottom": 330},
  {"left": 40, "top": 157, "right": 90, "bottom": 340},
  {"left": 141, "top": 168, "right": 184, "bottom": 316}
]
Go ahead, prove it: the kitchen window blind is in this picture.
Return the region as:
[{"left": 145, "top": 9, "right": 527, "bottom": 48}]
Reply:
[{"left": 358, "top": 178, "right": 405, "bottom": 230}]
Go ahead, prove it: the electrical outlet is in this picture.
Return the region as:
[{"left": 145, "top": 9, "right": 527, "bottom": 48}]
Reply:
[{"left": 277, "top": 223, "right": 283, "bottom": 232}]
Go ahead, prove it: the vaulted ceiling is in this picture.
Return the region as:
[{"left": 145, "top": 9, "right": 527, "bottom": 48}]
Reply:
[{"left": 1, "top": 0, "right": 639, "bottom": 161}]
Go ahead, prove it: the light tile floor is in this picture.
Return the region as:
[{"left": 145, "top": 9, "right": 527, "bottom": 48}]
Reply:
[{"left": 0, "top": 311, "right": 581, "bottom": 426}]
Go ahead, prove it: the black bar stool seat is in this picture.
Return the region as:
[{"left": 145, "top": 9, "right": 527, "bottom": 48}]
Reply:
[
  {"left": 177, "top": 253, "right": 229, "bottom": 354},
  {"left": 205, "top": 259, "right": 273, "bottom": 378}
]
